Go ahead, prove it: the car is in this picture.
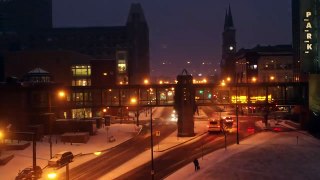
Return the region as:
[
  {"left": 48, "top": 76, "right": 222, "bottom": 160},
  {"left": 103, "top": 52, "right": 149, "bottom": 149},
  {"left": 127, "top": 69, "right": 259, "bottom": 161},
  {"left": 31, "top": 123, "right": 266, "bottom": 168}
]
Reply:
[
  {"left": 48, "top": 151, "right": 74, "bottom": 167},
  {"left": 207, "top": 119, "right": 222, "bottom": 133},
  {"left": 222, "top": 116, "right": 234, "bottom": 128},
  {"left": 15, "top": 166, "right": 42, "bottom": 180}
]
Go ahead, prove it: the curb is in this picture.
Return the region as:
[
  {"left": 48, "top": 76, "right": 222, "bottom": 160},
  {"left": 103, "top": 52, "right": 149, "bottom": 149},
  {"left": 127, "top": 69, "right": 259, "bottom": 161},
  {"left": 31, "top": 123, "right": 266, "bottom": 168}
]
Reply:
[
  {"left": 79, "top": 125, "right": 143, "bottom": 156},
  {"left": 154, "top": 131, "right": 208, "bottom": 153}
]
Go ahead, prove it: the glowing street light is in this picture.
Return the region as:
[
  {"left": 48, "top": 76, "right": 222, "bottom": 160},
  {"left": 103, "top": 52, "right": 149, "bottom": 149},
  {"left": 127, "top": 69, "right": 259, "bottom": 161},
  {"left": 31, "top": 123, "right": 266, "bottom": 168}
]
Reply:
[
  {"left": 226, "top": 77, "right": 231, "bottom": 82},
  {"left": 0, "top": 130, "right": 3, "bottom": 140},
  {"left": 221, "top": 80, "right": 226, "bottom": 86},
  {"left": 252, "top": 77, "right": 257, "bottom": 83},
  {"left": 47, "top": 172, "right": 57, "bottom": 179},
  {"left": 270, "top": 76, "right": 275, "bottom": 81},
  {"left": 130, "top": 97, "right": 137, "bottom": 104},
  {"left": 58, "top": 90, "right": 65, "bottom": 98},
  {"left": 144, "top": 79, "right": 149, "bottom": 84}
]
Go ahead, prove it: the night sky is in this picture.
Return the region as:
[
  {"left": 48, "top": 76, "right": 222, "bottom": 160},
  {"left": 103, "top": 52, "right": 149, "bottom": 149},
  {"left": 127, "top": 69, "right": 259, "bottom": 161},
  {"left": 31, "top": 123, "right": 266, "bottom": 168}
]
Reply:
[{"left": 53, "top": 0, "right": 292, "bottom": 78}]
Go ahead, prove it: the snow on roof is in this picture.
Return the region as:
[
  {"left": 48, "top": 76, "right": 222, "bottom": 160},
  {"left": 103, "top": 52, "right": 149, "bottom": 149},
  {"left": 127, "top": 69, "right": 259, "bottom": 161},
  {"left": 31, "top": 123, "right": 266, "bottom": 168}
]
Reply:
[{"left": 27, "top": 67, "right": 49, "bottom": 74}]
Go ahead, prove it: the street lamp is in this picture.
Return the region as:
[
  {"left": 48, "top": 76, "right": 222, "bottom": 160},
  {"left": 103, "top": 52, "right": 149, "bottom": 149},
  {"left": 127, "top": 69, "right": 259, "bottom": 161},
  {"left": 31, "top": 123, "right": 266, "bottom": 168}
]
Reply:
[
  {"left": 49, "top": 90, "right": 66, "bottom": 159},
  {"left": 47, "top": 172, "right": 57, "bottom": 179},
  {"left": 221, "top": 80, "right": 226, "bottom": 86},
  {"left": 236, "top": 75, "right": 239, "bottom": 145},
  {"left": 150, "top": 107, "right": 155, "bottom": 180},
  {"left": 0, "top": 130, "right": 3, "bottom": 156},
  {"left": 252, "top": 77, "right": 257, "bottom": 83},
  {"left": 144, "top": 79, "right": 149, "bottom": 84}
]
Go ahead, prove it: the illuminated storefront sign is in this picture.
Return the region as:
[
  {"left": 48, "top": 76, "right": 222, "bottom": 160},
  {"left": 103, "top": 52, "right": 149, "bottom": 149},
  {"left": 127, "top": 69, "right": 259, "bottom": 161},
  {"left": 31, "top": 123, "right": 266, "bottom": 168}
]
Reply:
[
  {"left": 231, "top": 95, "right": 272, "bottom": 104},
  {"left": 303, "top": 11, "right": 314, "bottom": 54}
]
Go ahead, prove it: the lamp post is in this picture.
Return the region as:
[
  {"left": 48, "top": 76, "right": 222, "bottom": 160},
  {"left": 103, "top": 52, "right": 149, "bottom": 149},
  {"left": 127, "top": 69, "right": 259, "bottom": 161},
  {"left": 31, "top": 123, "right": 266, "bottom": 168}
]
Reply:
[
  {"left": 48, "top": 90, "right": 66, "bottom": 159},
  {"left": 0, "top": 130, "right": 3, "bottom": 156},
  {"left": 48, "top": 92, "right": 53, "bottom": 159},
  {"left": 236, "top": 75, "right": 239, "bottom": 145},
  {"left": 150, "top": 107, "right": 155, "bottom": 180}
]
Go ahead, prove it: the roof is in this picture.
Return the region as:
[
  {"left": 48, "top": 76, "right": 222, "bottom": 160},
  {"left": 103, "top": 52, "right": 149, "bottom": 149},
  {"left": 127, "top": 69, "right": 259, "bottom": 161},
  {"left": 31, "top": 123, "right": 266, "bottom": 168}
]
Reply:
[{"left": 27, "top": 67, "right": 49, "bottom": 74}]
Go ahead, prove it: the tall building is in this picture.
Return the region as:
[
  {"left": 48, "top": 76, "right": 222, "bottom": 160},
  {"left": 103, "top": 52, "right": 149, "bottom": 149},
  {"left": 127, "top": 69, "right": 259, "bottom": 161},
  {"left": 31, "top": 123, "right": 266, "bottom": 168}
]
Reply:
[
  {"left": 220, "top": 5, "right": 237, "bottom": 80},
  {"left": 292, "top": 0, "right": 320, "bottom": 80},
  {"left": 0, "top": 2, "right": 150, "bottom": 121},
  {"left": 0, "top": 2, "right": 150, "bottom": 85}
]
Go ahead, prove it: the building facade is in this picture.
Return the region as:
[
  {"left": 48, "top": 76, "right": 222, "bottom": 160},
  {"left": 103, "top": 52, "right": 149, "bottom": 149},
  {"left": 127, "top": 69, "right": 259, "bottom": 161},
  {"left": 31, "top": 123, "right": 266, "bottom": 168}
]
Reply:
[
  {"left": 235, "top": 45, "right": 294, "bottom": 83},
  {"left": 0, "top": 2, "right": 149, "bottom": 85},
  {"left": 292, "top": 0, "right": 320, "bottom": 80},
  {"left": 0, "top": 2, "right": 150, "bottom": 129}
]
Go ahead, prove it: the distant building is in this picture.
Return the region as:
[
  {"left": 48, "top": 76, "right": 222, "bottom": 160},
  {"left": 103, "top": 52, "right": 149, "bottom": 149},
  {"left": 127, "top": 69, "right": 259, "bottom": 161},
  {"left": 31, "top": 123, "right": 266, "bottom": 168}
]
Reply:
[
  {"left": 220, "top": 5, "right": 237, "bottom": 80},
  {"left": 234, "top": 45, "right": 294, "bottom": 83},
  {"left": 0, "top": 2, "right": 149, "bottom": 85},
  {"left": 292, "top": 0, "right": 320, "bottom": 80},
  {"left": 0, "top": 2, "right": 150, "bottom": 128}
]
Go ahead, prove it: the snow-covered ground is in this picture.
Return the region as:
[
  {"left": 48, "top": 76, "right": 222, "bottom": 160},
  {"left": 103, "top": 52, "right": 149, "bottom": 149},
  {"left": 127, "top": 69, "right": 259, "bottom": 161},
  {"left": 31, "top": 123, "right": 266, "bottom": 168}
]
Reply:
[
  {"left": 0, "top": 107, "right": 207, "bottom": 180},
  {"left": 4, "top": 106, "right": 318, "bottom": 180},
  {"left": 0, "top": 123, "right": 141, "bottom": 180},
  {"left": 166, "top": 120, "right": 320, "bottom": 180}
]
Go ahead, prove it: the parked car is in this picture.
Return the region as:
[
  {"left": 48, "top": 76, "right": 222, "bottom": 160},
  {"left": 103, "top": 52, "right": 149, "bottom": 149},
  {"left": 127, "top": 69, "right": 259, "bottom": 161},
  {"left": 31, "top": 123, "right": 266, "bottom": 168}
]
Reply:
[
  {"left": 15, "top": 166, "right": 42, "bottom": 180},
  {"left": 207, "top": 119, "right": 222, "bottom": 133},
  {"left": 48, "top": 151, "right": 74, "bottom": 167}
]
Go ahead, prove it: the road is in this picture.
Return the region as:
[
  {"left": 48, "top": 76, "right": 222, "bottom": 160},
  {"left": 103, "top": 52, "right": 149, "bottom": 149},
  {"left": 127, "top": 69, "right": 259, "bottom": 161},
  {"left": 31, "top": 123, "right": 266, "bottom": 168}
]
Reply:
[
  {"left": 116, "top": 106, "right": 262, "bottom": 180},
  {"left": 62, "top": 106, "right": 263, "bottom": 180},
  {"left": 63, "top": 108, "right": 176, "bottom": 180}
]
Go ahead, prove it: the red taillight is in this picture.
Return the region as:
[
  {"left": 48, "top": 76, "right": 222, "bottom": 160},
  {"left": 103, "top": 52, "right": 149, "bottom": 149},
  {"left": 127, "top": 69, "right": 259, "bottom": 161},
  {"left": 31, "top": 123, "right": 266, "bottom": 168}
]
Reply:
[
  {"left": 247, "top": 127, "right": 255, "bottom": 133},
  {"left": 273, "top": 127, "right": 281, "bottom": 132}
]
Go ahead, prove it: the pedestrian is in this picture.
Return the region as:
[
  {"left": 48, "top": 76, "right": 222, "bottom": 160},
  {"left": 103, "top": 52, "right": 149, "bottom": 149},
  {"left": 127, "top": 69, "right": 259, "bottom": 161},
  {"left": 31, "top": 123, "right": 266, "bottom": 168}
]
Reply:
[{"left": 193, "top": 158, "right": 200, "bottom": 171}]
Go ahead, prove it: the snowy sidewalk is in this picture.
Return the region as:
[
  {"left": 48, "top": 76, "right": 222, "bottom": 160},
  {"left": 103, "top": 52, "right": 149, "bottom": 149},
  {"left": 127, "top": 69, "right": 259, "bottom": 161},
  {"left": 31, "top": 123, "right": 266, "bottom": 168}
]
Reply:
[
  {"left": 166, "top": 121, "right": 320, "bottom": 180},
  {"left": 0, "top": 124, "right": 140, "bottom": 180}
]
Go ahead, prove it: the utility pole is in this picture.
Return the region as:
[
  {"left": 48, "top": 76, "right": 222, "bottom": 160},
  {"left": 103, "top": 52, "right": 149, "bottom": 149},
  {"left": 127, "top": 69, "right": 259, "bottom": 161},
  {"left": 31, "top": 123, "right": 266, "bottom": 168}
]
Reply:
[{"left": 150, "top": 108, "right": 155, "bottom": 180}]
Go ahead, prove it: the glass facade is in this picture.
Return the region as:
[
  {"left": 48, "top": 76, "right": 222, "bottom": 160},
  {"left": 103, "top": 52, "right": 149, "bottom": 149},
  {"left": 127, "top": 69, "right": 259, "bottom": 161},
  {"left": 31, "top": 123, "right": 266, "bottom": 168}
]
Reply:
[{"left": 71, "top": 65, "right": 92, "bottom": 117}]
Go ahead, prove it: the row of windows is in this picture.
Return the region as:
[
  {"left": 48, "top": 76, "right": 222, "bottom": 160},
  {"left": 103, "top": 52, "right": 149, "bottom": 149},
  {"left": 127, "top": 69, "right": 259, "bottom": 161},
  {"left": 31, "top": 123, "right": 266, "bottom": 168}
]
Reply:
[
  {"left": 72, "top": 79, "right": 91, "bottom": 86},
  {"left": 262, "top": 63, "right": 293, "bottom": 70},
  {"left": 71, "top": 65, "right": 91, "bottom": 76}
]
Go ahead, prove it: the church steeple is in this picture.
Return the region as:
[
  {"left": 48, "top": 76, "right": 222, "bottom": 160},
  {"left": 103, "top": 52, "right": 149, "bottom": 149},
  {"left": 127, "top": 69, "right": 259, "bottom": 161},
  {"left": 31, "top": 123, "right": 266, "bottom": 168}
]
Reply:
[
  {"left": 224, "top": 5, "right": 234, "bottom": 30},
  {"left": 221, "top": 4, "right": 236, "bottom": 79},
  {"left": 224, "top": 10, "right": 228, "bottom": 30},
  {"left": 227, "top": 5, "right": 234, "bottom": 28}
]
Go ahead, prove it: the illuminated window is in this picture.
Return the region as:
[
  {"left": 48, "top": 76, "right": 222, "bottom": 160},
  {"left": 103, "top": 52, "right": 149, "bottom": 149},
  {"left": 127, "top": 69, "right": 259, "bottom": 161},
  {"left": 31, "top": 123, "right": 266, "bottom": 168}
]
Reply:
[
  {"left": 71, "top": 65, "right": 91, "bottom": 76},
  {"left": 72, "top": 79, "right": 91, "bottom": 86},
  {"left": 118, "top": 60, "right": 127, "bottom": 73},
  {"left": 71, "top": 108, "right": 92, "bottom": 118},
  {"left": 249, "top": 64, "right": 257, "bottom": 70}
]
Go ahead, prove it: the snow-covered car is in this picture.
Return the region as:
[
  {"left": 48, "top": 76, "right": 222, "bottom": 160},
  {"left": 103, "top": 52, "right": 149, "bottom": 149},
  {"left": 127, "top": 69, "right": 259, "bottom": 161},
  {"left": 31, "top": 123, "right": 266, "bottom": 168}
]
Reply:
[
  {"left": 48, "top": 151, "right": 74, "bottom": 167},
  {"left": 15, "top": 166, "right": 42, "bottom": 180}
]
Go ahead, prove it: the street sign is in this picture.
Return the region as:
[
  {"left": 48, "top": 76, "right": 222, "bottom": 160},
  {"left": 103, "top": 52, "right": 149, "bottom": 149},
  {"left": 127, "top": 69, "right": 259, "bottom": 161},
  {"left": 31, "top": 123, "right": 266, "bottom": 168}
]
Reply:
[{"left": 156, "top": 131, "right": 160, "bottom": 136}]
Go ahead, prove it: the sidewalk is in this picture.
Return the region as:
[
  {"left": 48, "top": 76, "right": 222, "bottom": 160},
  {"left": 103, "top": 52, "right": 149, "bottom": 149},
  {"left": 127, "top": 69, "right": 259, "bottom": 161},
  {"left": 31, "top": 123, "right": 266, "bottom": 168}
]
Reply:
[{"left": 166, "top": 120, "right": 320, "bottom": 180}]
